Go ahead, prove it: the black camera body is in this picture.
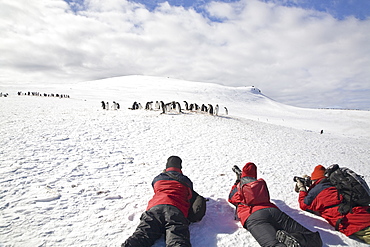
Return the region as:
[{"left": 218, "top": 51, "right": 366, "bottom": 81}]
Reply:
[
  {"left": 293, "top": 176, "right": 312, "bottom": 187},
  {"left": 232, "top": 165, "right": 242, "bottom": 180}
]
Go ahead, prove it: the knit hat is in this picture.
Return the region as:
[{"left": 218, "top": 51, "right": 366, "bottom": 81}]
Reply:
[
  {"left": 166, "top": 156, "right": 182, "bottom": 169},
  {"left": 242, "top": 162, "right": 257, "bottom": 179},
  {"left": 311, "top": 165, "right": 326, "bottom": 180}
]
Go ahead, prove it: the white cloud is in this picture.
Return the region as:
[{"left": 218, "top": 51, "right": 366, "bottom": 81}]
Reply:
[{"left": 0, "top": 0, "right": 369, "bottom": 109}]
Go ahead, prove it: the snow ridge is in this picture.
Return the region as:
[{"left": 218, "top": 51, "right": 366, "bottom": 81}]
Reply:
[{"left": 0, "top": 75, "right": 369, "bottom": 246}]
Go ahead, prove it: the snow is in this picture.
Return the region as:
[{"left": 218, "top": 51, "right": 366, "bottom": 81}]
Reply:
[{"left": 0, "top": 75, "right": 369, "bottom": 247}]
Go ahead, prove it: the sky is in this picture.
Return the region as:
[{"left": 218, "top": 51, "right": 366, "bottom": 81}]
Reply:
[{"left": 1, "top": 0, "right": 370, "bottom": 109}]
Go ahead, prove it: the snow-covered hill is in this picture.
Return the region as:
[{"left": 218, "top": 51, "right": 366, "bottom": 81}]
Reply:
[{"left": 0, "top": 75, "right": 369, "bottom": 246}]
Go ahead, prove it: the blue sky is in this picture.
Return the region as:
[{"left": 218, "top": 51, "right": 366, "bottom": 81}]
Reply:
[
  {"left": 130, "top": 0, "right": 370, "bottom": 20},
  {"left": 125, "top": 0, "right": 370, "bottom": 24},
  {"left": 1, "top": 0, "right": 370, "bottom": 109},
  {"left": 66, "top": 0, "right": 370, "bottom": 20}
]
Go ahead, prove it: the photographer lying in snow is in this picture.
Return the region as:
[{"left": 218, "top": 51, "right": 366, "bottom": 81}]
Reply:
[
  {"left": 122, "top": 156, "right": 193, "bottom": 247},
  {"left": 229, "top": 162, "right": 322, "bottom": 247},
  {"left": 295, "top": 165, "right": 370, "bottom": 244}
]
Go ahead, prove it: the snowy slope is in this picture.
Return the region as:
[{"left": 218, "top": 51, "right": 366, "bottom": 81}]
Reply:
[{"left": 0, "top": 75, "right": 369, "bottom": 247}]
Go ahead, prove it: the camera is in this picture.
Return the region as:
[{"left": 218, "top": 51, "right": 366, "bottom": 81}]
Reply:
[
  {"left": 293, "top": 176, "right": 312, "bottom": 187},
  {"left": 232, "top": 165, "right": 242, "bottom": 180}
]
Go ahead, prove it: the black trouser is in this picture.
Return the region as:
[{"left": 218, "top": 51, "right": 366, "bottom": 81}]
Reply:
[
  {"left": 122, "top": 205, "right": 191, "bottom": 247},
  {"left": 245, "top": 207, "right": 321, "bottom": 247}
]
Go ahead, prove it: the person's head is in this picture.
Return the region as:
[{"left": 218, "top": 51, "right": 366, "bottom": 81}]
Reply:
[
  {"left": 242, "top": 162, "right": 257, "bottom": 179},
  {"left": 311, "top": 165, "right": 326, "bottom": 181},
  {"left": 166, "top": 156, "right": 182, "bottom": 170}
]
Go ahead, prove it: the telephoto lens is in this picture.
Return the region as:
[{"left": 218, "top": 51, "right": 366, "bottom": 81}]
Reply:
[{"left": 232, "top": 165, "right": 242, "bottom": 175}]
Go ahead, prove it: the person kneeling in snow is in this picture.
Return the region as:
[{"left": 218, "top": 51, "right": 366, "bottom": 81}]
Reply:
[
  {"left": 122, "top": 156, "right": 193, "bottom": 247},
  {"left": 228, "top": 162, "right": 322, "bottom": 247},
  {"left": 296, "top": 165, "right": 370, "bottom": 244}
]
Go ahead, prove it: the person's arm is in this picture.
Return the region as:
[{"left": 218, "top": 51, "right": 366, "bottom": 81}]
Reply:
[
  {"left": 228, "top": 183, "right": 242, "bottom": 206},
  {"left": 298, "top": 190, "right": 310, "bottom": 210}
]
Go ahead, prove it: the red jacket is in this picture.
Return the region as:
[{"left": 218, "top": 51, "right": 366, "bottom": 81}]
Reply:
[
  {"left": 147, "top": 167, "right": 193, "bottom": 217},
  {"left": 299, "top": 178, "right": 370, "bottom": 236},
  {"left": 228, "top": 163, "right": 277, "bottom": 226}
]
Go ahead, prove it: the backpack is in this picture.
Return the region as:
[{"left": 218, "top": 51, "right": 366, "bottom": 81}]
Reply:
[
  {"left": 325, "top": 164, "right": 370, "bottom": 215},
  {"left": 165, "top": 172, "right": 207, "bottom": 223},
  {"left": 239, "top": 177, "right": 270, "bottom": 206},
  {"left": 187, "top": 190, "right": 207, "bottom": 223}
]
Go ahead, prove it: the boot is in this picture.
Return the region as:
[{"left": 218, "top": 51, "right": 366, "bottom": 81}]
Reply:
[
  {"left": 277, "top": 230, "right": 323, "bottom": 247},
  {"left": 276, "top": 230, "right": 301, "bottom": 247}
]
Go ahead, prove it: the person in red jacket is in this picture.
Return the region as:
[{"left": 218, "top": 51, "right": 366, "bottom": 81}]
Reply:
[
  {"left": 296, "top": 165, "right": 370, "bottom": 244},
  {"left": 229, "top": 162, "right": 322, "bottom": 247},
  {"left": 122, "top": 156, "right": 193, "bottom": 247}
]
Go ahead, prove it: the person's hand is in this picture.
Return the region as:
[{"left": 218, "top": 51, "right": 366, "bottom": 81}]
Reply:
[{"left": 295, "top": 179, "right": 307, "bottom": 193}]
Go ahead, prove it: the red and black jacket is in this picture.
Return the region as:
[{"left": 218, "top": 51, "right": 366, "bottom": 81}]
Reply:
[
  {"left": 228, "top": 163, "right": 277, "bottom": 226},
  {"left": 299, "top": 178, "right": 370, "bottom": 236},
  {"left": 147, "top": 167, "right": 193, "bottom": 217}
]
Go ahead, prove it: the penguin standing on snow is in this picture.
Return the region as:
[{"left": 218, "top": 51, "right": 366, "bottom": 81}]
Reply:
[
  {"left": 160, "top": 101, "right": 166, "bottom": 114},
  {"left": 131, "top": 101, "right": 138, "bottom": 110},
  {"left": 183, "top": 101, "right": 189, "bottom": 111},
  {"left": 214, "top": 104, "right": 219, "bottom": 116},
  {"left": 208, "top": 104, "right": 214, "bottom": 115},
  {"left": 189, "top": 104, "right": 194, "bottom": 111},
  {"left": 176, "top": 102, "right": 182, "bottom": 113}
]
